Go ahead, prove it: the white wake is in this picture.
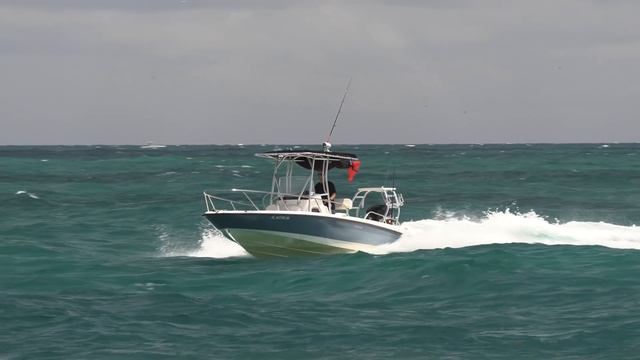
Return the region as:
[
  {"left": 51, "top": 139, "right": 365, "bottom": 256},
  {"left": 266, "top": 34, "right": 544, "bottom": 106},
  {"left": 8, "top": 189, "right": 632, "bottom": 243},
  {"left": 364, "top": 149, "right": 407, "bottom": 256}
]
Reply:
[
  {"left": 179, "top": 211, "right": 640, "bottom": 259},
  {"left": 374, "top": 210, "right": 640, "bottom": 254}
]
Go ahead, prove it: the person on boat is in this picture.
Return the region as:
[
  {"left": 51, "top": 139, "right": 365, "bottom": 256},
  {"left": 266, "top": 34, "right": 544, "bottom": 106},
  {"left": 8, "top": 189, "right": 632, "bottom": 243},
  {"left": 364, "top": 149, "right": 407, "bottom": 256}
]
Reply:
[{"left": 315, "top": 174, "right": 336, "bottom": 212}]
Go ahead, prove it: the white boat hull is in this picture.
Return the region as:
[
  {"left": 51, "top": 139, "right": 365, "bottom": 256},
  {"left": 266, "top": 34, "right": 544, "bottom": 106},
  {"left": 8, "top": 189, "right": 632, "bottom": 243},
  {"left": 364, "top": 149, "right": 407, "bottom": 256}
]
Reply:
[{"left": 204, "top": 211, "right": 402, "bottom": 257}]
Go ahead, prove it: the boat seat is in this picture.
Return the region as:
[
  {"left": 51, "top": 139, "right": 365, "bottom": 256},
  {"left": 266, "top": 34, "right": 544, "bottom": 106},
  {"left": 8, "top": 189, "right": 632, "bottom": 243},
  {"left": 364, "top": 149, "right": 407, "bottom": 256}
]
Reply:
[
  {"left": 334, "top": 198, "right": 353, "bottom": 210},
  {"left": 365, "top": 204, "right": 388, "bottom": 222},
  {"left": 266, "top": 197, "right": 331, "bottom": 213}
]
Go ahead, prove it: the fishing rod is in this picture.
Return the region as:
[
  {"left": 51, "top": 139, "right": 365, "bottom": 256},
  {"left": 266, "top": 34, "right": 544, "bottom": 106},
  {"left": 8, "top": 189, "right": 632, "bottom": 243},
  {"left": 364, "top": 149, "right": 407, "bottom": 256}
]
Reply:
[
  {"left": 390, "top": 164, "right": 396, "bottom": 222},
  {"left": 324, "top": 77, "right": 352, "bottom": 149}
]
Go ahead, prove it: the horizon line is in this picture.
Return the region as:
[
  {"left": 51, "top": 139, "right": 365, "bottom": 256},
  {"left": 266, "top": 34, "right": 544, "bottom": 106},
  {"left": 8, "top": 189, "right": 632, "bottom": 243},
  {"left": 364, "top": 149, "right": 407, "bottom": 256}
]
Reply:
[{"left": 0, "top": 141, "right": 637, "bottom": 147}]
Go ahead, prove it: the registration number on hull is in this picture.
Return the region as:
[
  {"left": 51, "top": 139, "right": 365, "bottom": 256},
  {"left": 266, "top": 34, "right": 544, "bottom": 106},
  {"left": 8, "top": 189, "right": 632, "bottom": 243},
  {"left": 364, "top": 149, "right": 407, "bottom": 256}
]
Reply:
[{"left": 271, "top": 216, "right": 290, "bottom": 220}]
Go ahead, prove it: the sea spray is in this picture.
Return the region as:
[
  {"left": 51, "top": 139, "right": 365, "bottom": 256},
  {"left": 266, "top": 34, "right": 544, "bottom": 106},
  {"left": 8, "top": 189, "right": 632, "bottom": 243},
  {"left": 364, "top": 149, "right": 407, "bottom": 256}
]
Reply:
[
  {"left": 187, "top": 229, "right": 249, "bottom": 258},
  {"left": 160, "top": 227, "right": 249, "bottom": 259}
]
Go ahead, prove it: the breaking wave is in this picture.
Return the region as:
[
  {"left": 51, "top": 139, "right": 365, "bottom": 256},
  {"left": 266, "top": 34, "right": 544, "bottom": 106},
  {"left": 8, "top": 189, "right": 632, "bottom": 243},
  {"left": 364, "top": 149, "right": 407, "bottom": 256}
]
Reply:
[{"left": 15, "top": 190, "right": 40, "bottom": 199}]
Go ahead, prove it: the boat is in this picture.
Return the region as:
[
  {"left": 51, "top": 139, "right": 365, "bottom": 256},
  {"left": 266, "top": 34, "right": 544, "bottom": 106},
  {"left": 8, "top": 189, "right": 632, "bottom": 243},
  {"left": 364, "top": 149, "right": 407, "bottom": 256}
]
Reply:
[
  {"left": 140, "top": 141, "right": 166, "bottom": 149},
  {"left": 203, "top": 143, "right": 405, "bottom": 257}
]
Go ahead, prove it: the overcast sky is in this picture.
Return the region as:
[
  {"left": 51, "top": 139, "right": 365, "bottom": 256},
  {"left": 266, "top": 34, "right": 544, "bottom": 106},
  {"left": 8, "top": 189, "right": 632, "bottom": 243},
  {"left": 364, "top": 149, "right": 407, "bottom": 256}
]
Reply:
[{"left": 1, "top": 0, "right": 639, "bottom": 144}]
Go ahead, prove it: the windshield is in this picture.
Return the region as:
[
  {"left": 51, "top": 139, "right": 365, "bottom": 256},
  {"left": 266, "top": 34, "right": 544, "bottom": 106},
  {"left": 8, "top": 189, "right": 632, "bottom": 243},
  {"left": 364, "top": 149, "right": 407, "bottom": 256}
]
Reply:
[{"left": 276, "top": 175, "right": 311, "bottom": 195}]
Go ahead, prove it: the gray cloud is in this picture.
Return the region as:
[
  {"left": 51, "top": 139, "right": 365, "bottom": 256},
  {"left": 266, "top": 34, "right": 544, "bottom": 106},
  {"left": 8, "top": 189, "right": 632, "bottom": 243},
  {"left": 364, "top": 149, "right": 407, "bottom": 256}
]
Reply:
[
  {"left": 1, "top": 0, "right": 306, "bottom": 12},
  {"left": 1, "top": 1, "right": 639, "bottom": 144}
]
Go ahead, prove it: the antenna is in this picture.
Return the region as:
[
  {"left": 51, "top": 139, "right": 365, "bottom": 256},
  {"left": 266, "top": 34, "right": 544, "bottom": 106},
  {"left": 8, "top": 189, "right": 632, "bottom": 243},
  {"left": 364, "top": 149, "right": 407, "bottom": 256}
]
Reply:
[{"left": 325, "top": 77, "right": 352, "bottom": 145}]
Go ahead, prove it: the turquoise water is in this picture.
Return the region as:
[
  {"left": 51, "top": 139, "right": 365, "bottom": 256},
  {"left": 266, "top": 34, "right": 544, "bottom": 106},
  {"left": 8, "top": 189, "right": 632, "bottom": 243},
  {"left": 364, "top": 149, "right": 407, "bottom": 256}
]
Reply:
[{"left": 2, "top": 144, "right": 640, "bottom": 359}]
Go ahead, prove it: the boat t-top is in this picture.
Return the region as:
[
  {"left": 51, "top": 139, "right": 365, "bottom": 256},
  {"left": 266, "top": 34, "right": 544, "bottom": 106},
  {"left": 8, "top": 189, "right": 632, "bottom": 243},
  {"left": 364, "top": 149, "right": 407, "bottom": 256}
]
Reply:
[{"left": 203, "top": 142, "right": 405, "bottom": 257}]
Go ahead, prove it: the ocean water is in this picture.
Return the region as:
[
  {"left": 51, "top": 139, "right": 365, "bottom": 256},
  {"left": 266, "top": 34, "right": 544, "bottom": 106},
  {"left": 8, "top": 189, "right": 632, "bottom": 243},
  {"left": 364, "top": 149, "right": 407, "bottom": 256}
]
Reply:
[{"left": 2, "top": 143, "right": 640, "bottom": 359}]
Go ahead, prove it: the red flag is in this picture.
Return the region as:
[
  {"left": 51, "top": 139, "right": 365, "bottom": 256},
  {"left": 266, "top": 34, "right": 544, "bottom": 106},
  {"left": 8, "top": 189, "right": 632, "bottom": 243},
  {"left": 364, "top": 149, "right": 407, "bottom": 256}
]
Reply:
[{"left": 347, "top": 160, "right": 361, "bottom": 182}]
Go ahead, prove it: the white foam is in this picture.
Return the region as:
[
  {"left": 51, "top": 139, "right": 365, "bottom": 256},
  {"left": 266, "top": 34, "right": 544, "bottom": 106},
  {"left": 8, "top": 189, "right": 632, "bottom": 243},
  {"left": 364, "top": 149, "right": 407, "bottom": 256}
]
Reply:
[
  {"left": 187, "top": 229, "right": 250, "bottom": 258},
  {"left": 373, "top": 210, "right": 640, "bottom": 254},
  {"left": 15, "top": 190, "right": 39, "bottom": 199},
  {"left": 161, "top": 228, "right": 249, "bottom": 259},
  {"left": 164, "top": 211, "right": 640, "bottom": 259}
]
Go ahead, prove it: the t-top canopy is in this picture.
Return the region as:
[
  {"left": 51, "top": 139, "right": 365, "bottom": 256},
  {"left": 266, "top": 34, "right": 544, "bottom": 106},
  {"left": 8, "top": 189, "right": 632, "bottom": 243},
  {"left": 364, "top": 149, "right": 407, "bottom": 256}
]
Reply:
[{"left": 255, "top": 150, "right": 359, "bottom": 171}]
